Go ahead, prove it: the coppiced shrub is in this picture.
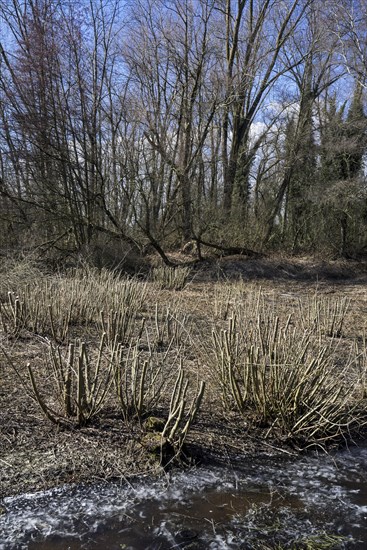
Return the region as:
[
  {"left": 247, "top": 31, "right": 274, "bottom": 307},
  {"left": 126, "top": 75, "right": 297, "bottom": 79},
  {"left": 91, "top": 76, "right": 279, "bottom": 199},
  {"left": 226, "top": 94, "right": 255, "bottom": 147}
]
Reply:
[
  {"left": 114, "top": 341, "right": 205, "bottom": 454},
  {"left": 4, "top": 324, "right": 205, "bottom": 453},
  {"left": 27, "top": 334, "right": 115, "bottom": 426},
  {"left": 113, "top": 338, "right": 170, "bottom": 422},
  {"left": 0, "top": 254, "right": 44, "bottom": 300},
  {"left": 298, "top": 293, "right": 350, "bottom": 338},
  {"left": 161, "top": 367, "right": 205, "bottom": 454},
  {"left": 0, "top": 268, "right": 147, "bottom": 342},
  {"left": 208, "top": 305, "right": 366, "bottom": 447},
  {"left": 148, "top": 303, "right": 192, "bottom": 350},
  {"left": 152, "top": 265, "right": 191, "bottom": 290}
]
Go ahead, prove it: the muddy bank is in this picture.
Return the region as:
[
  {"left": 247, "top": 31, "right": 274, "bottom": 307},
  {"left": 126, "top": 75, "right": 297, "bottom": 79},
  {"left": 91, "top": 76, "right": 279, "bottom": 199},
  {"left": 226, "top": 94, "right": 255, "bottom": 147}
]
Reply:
[
  {"left": 0, "top": 393, "right": 290, "bottom": 500},
  {"left": 1, "top": 443, "right": 367, "bottom": 549},
  {"left": 191, "top": 255, "right": 367, "bottom": 283}
]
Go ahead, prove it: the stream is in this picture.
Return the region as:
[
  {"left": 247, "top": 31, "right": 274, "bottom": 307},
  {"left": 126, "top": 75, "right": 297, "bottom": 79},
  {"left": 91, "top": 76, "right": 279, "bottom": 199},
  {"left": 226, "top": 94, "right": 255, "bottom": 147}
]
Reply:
[{"left": 1, "top": 444, "right": 367, "bottom": 549}]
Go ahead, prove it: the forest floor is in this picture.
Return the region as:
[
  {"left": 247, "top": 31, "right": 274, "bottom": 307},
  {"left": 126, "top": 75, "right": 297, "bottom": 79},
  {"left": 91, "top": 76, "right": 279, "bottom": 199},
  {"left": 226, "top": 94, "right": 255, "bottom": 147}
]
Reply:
[{"left": 1, "top": 254, "right": 367, "bottom": 500}]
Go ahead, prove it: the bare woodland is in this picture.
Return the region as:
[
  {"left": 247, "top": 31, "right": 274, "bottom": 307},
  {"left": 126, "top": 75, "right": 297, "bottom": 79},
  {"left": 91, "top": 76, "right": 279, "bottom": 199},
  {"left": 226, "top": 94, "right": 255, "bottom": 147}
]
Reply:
[{"left": 1, "top": 0, "right": 367, "bottom": 265}]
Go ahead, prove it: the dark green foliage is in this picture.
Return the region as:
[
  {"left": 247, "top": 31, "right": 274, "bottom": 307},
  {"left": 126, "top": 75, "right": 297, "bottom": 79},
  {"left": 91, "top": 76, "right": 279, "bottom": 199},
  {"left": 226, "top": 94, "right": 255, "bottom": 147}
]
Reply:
[
  {"left": 320, "top": 86, "right": 366, "bottom": 183},
  {"left": 317, "top": 85, "right": 367, "bottom": 256}
]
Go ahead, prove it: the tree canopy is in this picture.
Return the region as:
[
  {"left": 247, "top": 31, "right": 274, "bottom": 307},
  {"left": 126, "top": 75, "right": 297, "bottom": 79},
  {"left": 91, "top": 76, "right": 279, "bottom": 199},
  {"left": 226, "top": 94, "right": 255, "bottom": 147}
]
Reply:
[{"left": 0, "top": 0, "right": 366, "bottom": 262}]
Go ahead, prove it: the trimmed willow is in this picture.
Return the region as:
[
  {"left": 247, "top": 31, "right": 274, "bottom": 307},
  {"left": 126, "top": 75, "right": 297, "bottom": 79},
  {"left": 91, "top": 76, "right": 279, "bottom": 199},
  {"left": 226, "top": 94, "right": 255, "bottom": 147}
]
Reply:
[
  {"left": 104, "top": 327, "right": 205, "bottom": 455},
  {"left": 148, "top": 304, "right": 192, "bottom": 350},
  {"left": 65, "top": 267, "right": 148, "bottom": 313},
  {"left": 152, "top": 265, "right": 191, "bottom": 290},
  {"left": 0, "top": 255, "right": 44, "bottom": 300},
  {"left": 0, "top": 284, "right": 95, "bottom": 341},
  {"left": 211, "top": 315, "right": 242, "bottom": 409},
  {"left": 161, "top": 366, "right": 205, "bottom": 454},
  {"left": 5, "top": 324, "right": 204, "bottom": 446},
  {"left": 212, "top": 280, "right": 249, "bottom": 320},
  {"left": 209, "top": 311, "right": 366, "bottom": 447},
  {"left": 113, "top": 332, "right": 180, "bottom": 422},
  {"left": 0, "top": 292, "right": 28, "bottom": 336},
  {"left": 113, "top": 341, "right": 156, "bottom": 421},
  {"left": 352, "top": 337, "right": 367, "bottom": 400},
  {"left": 0, "top": 269, "right": 148, "bottom": 342},
  {"left": 27, "top": 334, "right": 115, "bottom": 426},
  {"left": 99, "top": 309, "right": 144, "bottom": 347},
  {"left": 298, "top": 293, "right": 351, "bottom": 338}
]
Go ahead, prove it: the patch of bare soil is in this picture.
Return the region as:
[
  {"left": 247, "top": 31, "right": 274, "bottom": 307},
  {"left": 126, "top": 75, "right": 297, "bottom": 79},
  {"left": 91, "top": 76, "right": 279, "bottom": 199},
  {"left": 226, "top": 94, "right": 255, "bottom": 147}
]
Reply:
[
  {"left": 0, "top": 377, "right": 289, "bottom": 500},
  {"left": 1, "top": 257, "right": 367, "bottom": 500},
  {"left": 0, "top": 359, "right": 160, "bottom": 500},
  {"left": 191, "top": 254, "right": 367, "bottom": 283}
]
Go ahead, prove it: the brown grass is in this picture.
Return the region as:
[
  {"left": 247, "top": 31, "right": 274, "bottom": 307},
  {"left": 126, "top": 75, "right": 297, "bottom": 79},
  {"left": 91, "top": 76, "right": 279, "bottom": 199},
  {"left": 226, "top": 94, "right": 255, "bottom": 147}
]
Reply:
[{"left": 1, "top": 255, "right": 367, "bottom": 497}]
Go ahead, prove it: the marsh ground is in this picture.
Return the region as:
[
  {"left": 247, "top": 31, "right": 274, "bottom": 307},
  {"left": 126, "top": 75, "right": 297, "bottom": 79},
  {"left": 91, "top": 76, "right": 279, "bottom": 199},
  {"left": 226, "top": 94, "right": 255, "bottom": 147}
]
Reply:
[{"left": 1, "top": 255, "right": 367, "bottom": 500}]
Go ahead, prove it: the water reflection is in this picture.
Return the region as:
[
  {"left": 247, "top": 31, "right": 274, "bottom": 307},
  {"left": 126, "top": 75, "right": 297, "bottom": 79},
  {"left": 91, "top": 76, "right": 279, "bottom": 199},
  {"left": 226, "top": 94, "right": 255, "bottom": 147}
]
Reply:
[{"left": 1, "top": 444, "right": 367, "bottom": 549}]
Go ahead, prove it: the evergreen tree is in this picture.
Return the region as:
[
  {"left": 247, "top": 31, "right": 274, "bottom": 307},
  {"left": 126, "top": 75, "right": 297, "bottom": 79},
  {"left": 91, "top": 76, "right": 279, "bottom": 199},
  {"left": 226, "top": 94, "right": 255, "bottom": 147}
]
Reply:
[
  {"left": 343, "top": 84, "right": 366, "bottom": 179},
  {"left": 319, "top": 84, "right": 367, "bottom": 256},
  {"left": 320, "top": 85, "right": 366, "bottom": 184},
  {"left": 319, "top": 95, "right": 346, "bottom": 183},
  {"left": 282, "top": 84, "right": 317, "bottom": 252}
]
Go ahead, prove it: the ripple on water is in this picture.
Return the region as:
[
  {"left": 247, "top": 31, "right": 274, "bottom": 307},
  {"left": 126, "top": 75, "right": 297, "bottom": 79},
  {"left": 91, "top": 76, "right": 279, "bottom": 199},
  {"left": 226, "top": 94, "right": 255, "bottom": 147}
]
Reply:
[{"left": 0, "top": 446, "right": 367, "bottom": 549}]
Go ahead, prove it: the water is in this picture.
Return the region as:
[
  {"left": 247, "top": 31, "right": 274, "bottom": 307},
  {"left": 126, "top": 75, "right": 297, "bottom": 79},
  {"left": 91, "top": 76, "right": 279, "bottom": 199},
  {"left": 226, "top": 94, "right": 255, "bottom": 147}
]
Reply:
[{"left": 1, "top": 444, "right": 367, "bottom": 549}]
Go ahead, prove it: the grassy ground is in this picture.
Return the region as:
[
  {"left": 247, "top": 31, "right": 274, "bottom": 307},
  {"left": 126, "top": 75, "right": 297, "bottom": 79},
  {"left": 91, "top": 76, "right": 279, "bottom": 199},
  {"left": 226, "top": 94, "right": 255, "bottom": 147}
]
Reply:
[{"left": 1, "top": 254, "right": 367, "bottom": 499}]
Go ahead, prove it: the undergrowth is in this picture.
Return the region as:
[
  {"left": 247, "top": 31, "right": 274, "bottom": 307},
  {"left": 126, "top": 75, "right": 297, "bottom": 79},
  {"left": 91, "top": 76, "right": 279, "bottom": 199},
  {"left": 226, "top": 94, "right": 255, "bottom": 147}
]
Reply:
[{"left": 1, "top": 261, "right": 367, "bottom": 457}]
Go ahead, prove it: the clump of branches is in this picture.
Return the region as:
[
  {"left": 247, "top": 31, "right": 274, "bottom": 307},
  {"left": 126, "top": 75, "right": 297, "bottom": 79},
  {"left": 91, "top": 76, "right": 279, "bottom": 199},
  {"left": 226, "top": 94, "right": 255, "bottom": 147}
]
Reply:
[
  {"left": 21, "top": 332, "right": 180, "bottom": 427},
  {"left": 208, "top": 307, "right": 367, "bottom": 448},
  {"left": 147, "top": 304, "right": 192, "bottom": 350},
  {"left": 0, "top": 254, "right": 45, "bottom": 300},
  {"left": 27, "top": 334, "right": 115, "bottom": 426},
  {"left": 113, "top": 337, "right": 173, "bottom": 422},
  {"left": 212, "top": 280, "right": 249, "bottom": 320},
  {"left": 0, "top": 269, "right": 148, "bottom": 342},
  {"left": 3, "top": 322, "right": 205, "bottom": 457},
  {"left": 298, "top": 293, "right": 350, "bottom": 338},
  {"left": 0, "top": 287, "right": 92, "bottom": 341},
  {"left": 152, "top": 265, "right": 191, "bottom": 290},
  {"left": 161, "top": 366, "right": 205, "bottom": 455},
  {"left": 99, "top": 309, "right": 144, "bottom": 347},
  {"left": 114, "top": 341, "right": 205, "bottom": 457}
]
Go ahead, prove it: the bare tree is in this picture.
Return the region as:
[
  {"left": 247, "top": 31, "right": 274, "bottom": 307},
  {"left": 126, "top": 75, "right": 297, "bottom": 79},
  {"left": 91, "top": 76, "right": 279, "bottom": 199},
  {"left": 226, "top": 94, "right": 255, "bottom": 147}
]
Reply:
[
  {"left": 218, "top": 0, "right": 314, "bottom": 218},
  {"left": 123, "top": 0, "right": 219, "bottom": 249},
  {"left": 0, "top": 0, "right": 139, "bottom": 256},
  {"left": 262, "top": 0, "right": 344, "bottom": 248},
  {"left": 334, "top": 0, "right": 367, "bottom": 87},
  {"left": 0, "top": 0, "right": 366, "bottom": 262}
]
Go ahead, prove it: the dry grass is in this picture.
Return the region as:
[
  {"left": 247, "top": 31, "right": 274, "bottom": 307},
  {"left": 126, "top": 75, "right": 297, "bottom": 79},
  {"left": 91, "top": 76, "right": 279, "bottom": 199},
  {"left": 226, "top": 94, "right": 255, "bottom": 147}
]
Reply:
[
  {"left": 0, "top": 254, "right": 45, "bottom": 298},
  {"left": 0, "top": 266, "right": 148, "bottom": 342},
  {"left": 151, "top": 265, "right": 191, "bottom": 290},
  {"left": 1, "top": 257, "right": 367, "bottom": 496}
]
